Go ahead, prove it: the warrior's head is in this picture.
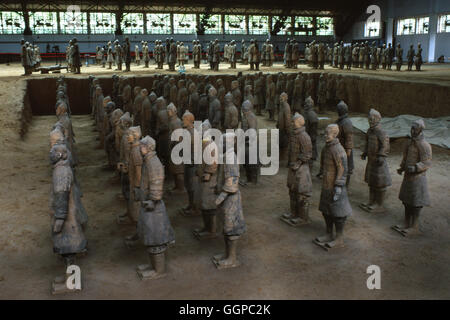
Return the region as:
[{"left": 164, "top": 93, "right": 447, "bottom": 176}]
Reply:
[
  {"left": 292, "top": 112, "right": 305, "bottom": 129},
  {"left": 336, "top": 100, "right": 348, "bottom": 116},
  {"left": 325, "top": 124, "right": 339, "bottom": 143},
  {"left": 368, "top": 108, "right": 382, "bottom": 128}
]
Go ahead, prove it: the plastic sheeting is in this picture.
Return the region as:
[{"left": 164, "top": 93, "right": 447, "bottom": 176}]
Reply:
[{"left": 350, "top": 115, "right": 450, "bottom": 149}]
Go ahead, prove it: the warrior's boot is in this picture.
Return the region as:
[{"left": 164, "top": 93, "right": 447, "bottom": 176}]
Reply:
[
  {"left": 171, "top": 174, "right": 186, "bottom": 194},
  {"left": 402, "top": 206, "right": 421, "bottom": 236},
  {"left": 194, "top": 212, "right": 217, "bottom": 239},
  {"left": 213, "top": 236, "right": 240, "bottom": 269},
  {"left": 360, "top": 187, "right": 376, "bottom": 211},
  {"left": 315, "top": 214, "right": 334, "bottom": 244},
  {"left": 290, "top": 200, "right": 311, "bottom": 227},
  {"left": 392, "top": 204, "right": 412, "bottom": 234},
  {"left": 281, "top": 194, "right": 297, "bottom": 221},
  {"left": 137, "top": 251, "right": 167, "bottom": 280},
  {"left": 370, "top": 189, "right": 387, "bottom": 213},
  {"left": 326, "top": 218, "right": 346, "bottom": 249}
]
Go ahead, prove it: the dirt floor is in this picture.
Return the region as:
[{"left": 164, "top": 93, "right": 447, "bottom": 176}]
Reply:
[{"left": 0, "top": 68, "right": 449, "bottom": 299}]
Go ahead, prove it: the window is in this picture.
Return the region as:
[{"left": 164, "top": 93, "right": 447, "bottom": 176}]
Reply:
[
  {"left": 248, "top": 15, "right": 268, "bottom": 35},
  {"left": 271, "top": 16, "right": 290, "bottom": 35},
  {"left": 122, "top": 13, "right": 144, "bottom": 34},
  {"left": 364, "top": 20, "right": 380, "bottom": 37},
  {"left": 397, "top": 18, "right": 416, "bottom": 35},
  {"left": 30, "top": 11, "right": 58, "bottom": 34},
  {"left": 173, "top": 14, "right": 196, "bottom": 34},
  {"left": 316, "top": 17, "right": 334, "bottom": 36},
  {"left": 60, "top": 11, "right": 88, "bottom": 34},
  {"left": 146, "top": 13, "right": 171, "bottom": 34},
  {"left": 90, "top": 12, "right": 116, "bottom": 34},
  {"left": 415, "top": 17, "right": 429, "bottom": 34},
  {"left": 224, "top": 15, "right": 245, "bottom": 34},
  {"left": 199, "top": 14, "right": 221, "bottom": 34},
  {"left": 0, "top": 11, "right": 24, "bottom": 34},
  {"left": 438, "top": 14, "right": 450, "bottom": 33},
  {"left": 294, "top": 16, "right": 313, "bottom": 35}
]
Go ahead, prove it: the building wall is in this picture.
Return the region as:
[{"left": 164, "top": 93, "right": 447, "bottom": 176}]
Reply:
[{"left": 344, "top": 0, "right": 450, "bottom": 62}]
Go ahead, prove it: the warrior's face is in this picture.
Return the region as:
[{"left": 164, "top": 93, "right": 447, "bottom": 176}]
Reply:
[
  {"left": 368, "top": 115, "right": 380, "bottom": 128},
  {"left": 325, "top": 126, "right": 338, "bottom": 142},
  {"left": 182, "top": 115, "right": 193, "bottom": 128},
  {"left": 411, "top": 123, "right": 422, "bottom": 138},
  {"left": 127, "top": 131, "right": 136, "bottom": 143},
  {"left": 140, "top": 144, "right": 149, "bottom": 156}
]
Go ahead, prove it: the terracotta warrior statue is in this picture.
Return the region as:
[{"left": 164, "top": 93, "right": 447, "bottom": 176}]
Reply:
[
  {"left": 208, "top": 86, "right": 222, "bottom": 130},
  {"left": 407, "top": 44, "right": 415, "bottom": 71},
  {"left": 223, "top": 92, "right": 239, "bottom": 130},
  {"left": 393, "top": 119, "right": 431, "bottom": 236},
  {"left": 253, "top": 72, "right": 265, "bottom": 116},
  {"left": 50, "top": 144, "right": 87, "bottom": 294},
  {"left": 395, "top": 44, "right": 403, "bottom": 71},
  {"left": 105, "top": 107, "right": 123, "bottom": 169},
  {"left": 180, "top": 110, "right": 198, "bottom": 216},
  {"left": 336, "top": 101, "right": 354, "bottom": 186},
  {"left": 281, "top": 113, "right": 313, "bottom": 227},
  {"left": 154, "top": 97, "right": 170, "bottom": 167},
  {"left": 117, "top": 125, "right": 142, "bottom": 225},
  {"left": 292, "top": 72, "right": 304, "bottom": 114},
  {"left": 304, "top": 96, "right": 318, "bottom": 168},
  {"left": 241, "top": 100, "right": 259, "bottom": 185},
  {"left": 168, "top": 103, "right": 185, "bottom": 193},
  {"left": 193, "top": 123, "right": 219, "bottom": 239},
  {"left": 314, "top": 124, "right": 352, "bottom": 250},
  {"left": 213, "top": 133, "right": 246, "bottom": 269},
  {"left": 265, "top": 74, "right": 276, "bottom": 121},
  {"left": 360, "top": 108, "right": 392, "bottom": 213},
  {"left": 135, "top": 136, "right": 175, "bottom": 280},
  {"left": 277, "top": 92, "right": 291, "bottom": 160}
]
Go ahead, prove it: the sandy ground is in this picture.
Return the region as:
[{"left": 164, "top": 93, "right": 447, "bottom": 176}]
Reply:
[
  {"left": 2, "top": 61, "right": 450, "bottom": 86},
  {"left": 0, "top": 93, "right": 449, "bottom": 299}
]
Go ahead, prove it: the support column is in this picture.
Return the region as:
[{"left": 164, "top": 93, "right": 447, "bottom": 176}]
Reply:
[
  {"left": 87, "top": 12, "right": 91, "bottom": 34},
  {"left": 143, "top": 13, "right": 147, "bottom": 34},
  {"left": 170, "top": 13, "right": 174, "bottom": 34},
  {"left": 312, "top": 16, "right": 317, "bottom": 36},
  {"left": 221, "top": 14, "right": 225, "bottom": 34},
  {"left": 245, "top": 15, "right": 249, "bottom": 35},
  {"left": 22, "top": 2, "right": 32, "bottom": 36},
  {"left": 115, "top": 11, "right": 123, "bottom": 36},
  {"left": 386, "top": 17, "right": 394, "bottom": 46},
  {"left": 196, "top": 13, "right": 200, "bottom": 36},
  {"left": 268, "top": 16, "right": 273, "bottom": 35},
  {"left": 291, "top": 16, "right": 295, "bottom": 36},
  {"left": 428, "top": 14, "right": 438, "bottom": 62},
  {"left": 56, "top": 12, "right": 61, "bottom": 34}
]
